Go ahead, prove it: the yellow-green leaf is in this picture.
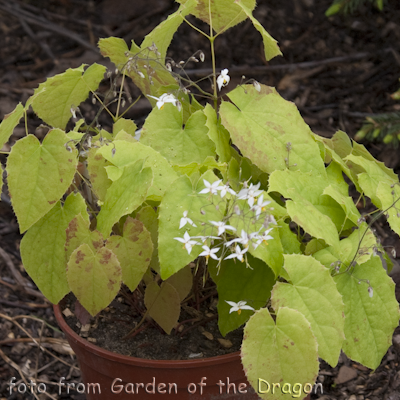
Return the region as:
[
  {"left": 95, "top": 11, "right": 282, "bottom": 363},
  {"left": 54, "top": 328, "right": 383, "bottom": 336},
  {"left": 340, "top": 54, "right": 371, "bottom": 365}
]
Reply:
[
  {"left": 7, "top": 129, "right": 78, "bottom": 232},
  {"left": 20, "top": 193, "right": 87, "bottom": 303},
  {"left": 31, "top": 64, "right": 106, "bottom": 129},
  {"left": 106, "top": 217, "right": 153, "bottom": 291},
  {"left": 0, "top": 103, "right": 24, "bottom": 150},
  {"left": 67, "top": 244, "right": 122, "bottom": 316}
]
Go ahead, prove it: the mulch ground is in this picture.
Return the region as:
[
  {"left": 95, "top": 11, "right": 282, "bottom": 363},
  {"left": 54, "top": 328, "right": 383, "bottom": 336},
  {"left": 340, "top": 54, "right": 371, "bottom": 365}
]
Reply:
[{"left": 1, "top": 0, "right": 400, "bottom": 399}]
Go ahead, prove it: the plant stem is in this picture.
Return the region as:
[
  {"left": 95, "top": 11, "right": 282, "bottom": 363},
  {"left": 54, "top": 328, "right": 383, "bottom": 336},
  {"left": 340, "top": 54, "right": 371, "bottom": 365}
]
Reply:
[
  {"left": 115, "top": 70, "right": 126, "bottom": 119},
  {"left": 208, "top": 4, "right": 218, "bottom": 112}
]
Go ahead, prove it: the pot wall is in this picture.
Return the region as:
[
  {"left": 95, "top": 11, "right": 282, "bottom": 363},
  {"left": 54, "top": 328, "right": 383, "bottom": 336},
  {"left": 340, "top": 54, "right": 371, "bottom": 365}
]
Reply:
[{"left": 54, "top": 304, "right": 311, "bottom": 400}]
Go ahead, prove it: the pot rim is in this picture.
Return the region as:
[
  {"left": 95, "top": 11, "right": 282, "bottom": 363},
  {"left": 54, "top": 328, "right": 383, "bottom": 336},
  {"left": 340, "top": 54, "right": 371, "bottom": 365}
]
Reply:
[{"left": 53, "top": 303, "right": 243, "bottom": 369}]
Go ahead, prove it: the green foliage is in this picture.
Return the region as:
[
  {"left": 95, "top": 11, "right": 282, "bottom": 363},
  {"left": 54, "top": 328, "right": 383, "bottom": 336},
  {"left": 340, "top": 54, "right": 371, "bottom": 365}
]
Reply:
[
  {"left": 31, "top": 64, "right": 106, "bottom": 129},
  {"left": 220, "top": 85, "right": 325, "bottom": 175},
  {"left": 20, "top": 193, "right": 87, "bottom": 303},
  {"left": 326, "top": 0, "right": 386, "bottom": 16},
  {"left": 0, "top": 103, "right": 24, "bottom": 150},
  {"left": 7, "top": 129, "right": 78, "bottom": 232},
  {"left": 334, "top": 256, "right": 399, "bottom": 369},
  {"left": 272, "top": 255, "right": 345, "bottom": 367},
  {"left": 3, "top": 2, "right": 399, "bottom": 398},
  {"left": 355, "top": 112, "right": 400, "bottom": 147},
  {"left": 241, "top": 307, "right": 319, "bottom": 400},
  {"left": 67, "top": 244, "right": 122, "bottom": 316}
]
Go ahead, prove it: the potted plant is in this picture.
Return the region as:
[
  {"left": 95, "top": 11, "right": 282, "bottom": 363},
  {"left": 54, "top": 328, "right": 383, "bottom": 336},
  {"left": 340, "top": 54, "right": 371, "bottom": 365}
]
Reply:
[{"left": 2, "top": 1, "right": 399, "bottom": 399}]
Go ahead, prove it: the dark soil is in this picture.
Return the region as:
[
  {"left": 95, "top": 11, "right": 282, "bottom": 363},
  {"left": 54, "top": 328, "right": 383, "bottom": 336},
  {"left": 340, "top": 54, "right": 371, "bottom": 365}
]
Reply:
[
  {"left": 1, "top": 0, "right": 400, "bottom": 399},
  {"left": 61, "top": 292, "right": 243, "bottom": 361}
]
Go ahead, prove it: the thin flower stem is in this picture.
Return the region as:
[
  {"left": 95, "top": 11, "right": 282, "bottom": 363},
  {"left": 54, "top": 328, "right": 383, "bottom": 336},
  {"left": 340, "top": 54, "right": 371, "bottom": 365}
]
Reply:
[
  {"left": 24, "top": 108, "right": 29, "bottom": 136},
  {"left": 117, "top": 95, "right": 142, "bottom": 119},
  {"left": 181, "top": 16, "right": 210, "bottom": 40},
  {"left": 115, "top": 70, "right": 126, "bottom": 119},
  {"left": 208, "top": 4, "right": 218, "bottom": 112}
]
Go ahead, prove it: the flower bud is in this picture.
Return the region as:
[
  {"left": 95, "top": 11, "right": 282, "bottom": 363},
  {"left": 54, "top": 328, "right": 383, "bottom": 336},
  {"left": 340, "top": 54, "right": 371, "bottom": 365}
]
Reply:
[{"left": 253, "top": 81, "right": 261, "bottom": 92}]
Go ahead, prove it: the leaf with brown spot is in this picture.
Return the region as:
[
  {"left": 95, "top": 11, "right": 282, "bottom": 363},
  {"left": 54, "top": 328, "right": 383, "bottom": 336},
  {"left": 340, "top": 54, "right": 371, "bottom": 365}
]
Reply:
[
  {"left": 105, "top": 217, "right": 153, "bottom": 291},
  {"left": 65, "top": 213, "right": 104, "bottom": 263},
  {"left": 87, "top": 148, "right": 112, "bottom": 202},
  {"left": 135, "top": 206, "right": 160, "bottom": 272},
  {"left": 20, "top": 193, "right": 88, "bottom": 304},
  {"left": 67, "top": 244, "right": 121, "bottom": 316}
]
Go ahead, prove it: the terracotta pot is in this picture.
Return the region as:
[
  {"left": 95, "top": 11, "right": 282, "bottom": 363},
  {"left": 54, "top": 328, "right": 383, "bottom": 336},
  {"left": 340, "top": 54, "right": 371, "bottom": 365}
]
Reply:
[{"left": 54, "top": 304, "right": 311, "bottom": 400}]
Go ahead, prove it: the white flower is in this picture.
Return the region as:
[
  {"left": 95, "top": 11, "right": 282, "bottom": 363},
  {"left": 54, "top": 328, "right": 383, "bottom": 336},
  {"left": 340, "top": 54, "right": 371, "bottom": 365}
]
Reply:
[
  {"left": 148, "top": 93, "right": 181, "bottom": 111},
  {"left": 199, "top": 179, "right": 222, "bottom": 195},
  {"left": 225, "top": 300, "right": 255, "bottom": 315},
  {"left": 179, "top": 210, "right": 197, "bottom": 229},
  {"left": 237, "top": 183, "right": 263, "bottom": 207},
  {"left": 210, "top": 221, "right": 237, "bottom": 236},
  {"left": 253, "top": 80, "right": 261, "bottom": 92},
  {"left": 251, "top": 194, "right": 271, "bottom": 219},
  {"left": 174, "top": 232, "right": 199, "bottom": 254},
  {"left": 254, "top": 228, "right": 274, "bottom": 248},
  {"left": 199, "top": 245, "right": 220, "bottom": 263},
  {"left": 224, "top": 244, "right": 248, "bottom": 262},
  {"left": 217, "top": 69, "right": 230, "bottom": 91},
  {"left": 217, "top": 183, "right": 236, "bottom": 198},
  {"left": 225, "top": 229, "right": 250, "bottom": 247},
  {"left": 70, "top": 107, "right": 77, "bottom": 119}
]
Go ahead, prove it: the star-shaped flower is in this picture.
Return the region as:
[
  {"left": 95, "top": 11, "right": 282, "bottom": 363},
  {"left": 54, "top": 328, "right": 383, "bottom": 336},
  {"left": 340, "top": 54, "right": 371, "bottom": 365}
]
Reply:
[
  {"left": 251, "top": 194, "right": 271, "bottom": 219},
  {"left": 217, "top": 183, "right": 236, "bottom": 198},
  {"left": 237, "top": 182, "right": 263, "bottom": 207},
  {"left": 179, "top": 210, "right": 197, "bottom": 229},
  {"left": 199, "top": 179, "right": 222, "bottom": 195},
  {"left": 225, "top": 229, "right": 250, "bottom": 247},
  {"left": 217, "top": 69, "right": 230, "bottom": 91},
  {"left": 254, "top": 228, "right": 274, "bottom": 247},
  {"left": 209, "top": 221, "right": 236, "bottom": 236},
  {"left": 224, "top": 244, "right": 248, "bottom": 262},
  {"left": 148, "top": 93, "right": 181, "bottom": 111},
  {"left": 199, "top": 245, "right": 220, "bottom": 264},
  {"left": 225, "top": 300, "right": 255, "bottom": 315},
  {"left": 174, "top": 232, "right": 199, "bottom": 254}
]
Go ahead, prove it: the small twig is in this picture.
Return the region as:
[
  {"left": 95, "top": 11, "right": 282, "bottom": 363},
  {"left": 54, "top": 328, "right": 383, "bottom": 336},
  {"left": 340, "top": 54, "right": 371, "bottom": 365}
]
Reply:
[
  {"left": 0, "top": 313, "right": 79, "bottom": 370},
  {"left": 0, "top": 347, "right": 41, "bottom": 400},
  {"left": 123, "top": 320, "right": 152, "bottom": 340},
  {"left": 0, "top": 298, "right": 50, "bottom": 310},
  {"left": 0, "top": 1, "right": 98, "bottom": 54},
  {"left": 0, "top": 337, "right": 72, "bottom": 347},
  {"left": 0, "top": 246, "right": 47, "bottom": 300},
  {"left": 179, "top": 315, "right": 217, "bottom": 338},
  {"left": 18, "top": 16, "right": 55, "bottom": 61},
  {"left": 182, "top": 51, "right": 381, "bottom": 77}
]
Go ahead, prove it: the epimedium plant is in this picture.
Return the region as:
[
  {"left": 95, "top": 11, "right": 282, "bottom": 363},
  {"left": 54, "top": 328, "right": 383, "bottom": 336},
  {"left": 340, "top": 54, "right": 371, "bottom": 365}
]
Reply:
[{"left": 1, "top": 0, "right": 400, "bottom": 398}]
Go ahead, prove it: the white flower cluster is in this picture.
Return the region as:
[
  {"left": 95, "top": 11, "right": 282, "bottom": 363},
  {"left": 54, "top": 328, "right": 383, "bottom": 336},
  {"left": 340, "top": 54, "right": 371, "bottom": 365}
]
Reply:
[{"left": 174, "top": 180, "right": 276, "bottom": 264}]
